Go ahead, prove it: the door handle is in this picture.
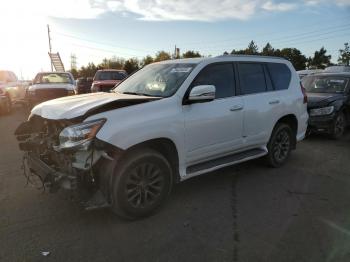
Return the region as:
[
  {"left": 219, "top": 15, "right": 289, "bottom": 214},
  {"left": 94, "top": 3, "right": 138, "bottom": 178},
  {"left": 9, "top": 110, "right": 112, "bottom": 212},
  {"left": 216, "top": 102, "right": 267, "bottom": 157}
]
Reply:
[
  {"left": 230, "top": 105, "right": 243, "bottom": 111},
  {"left": 269, "top": 100, "right": 280, "bottom": 105}
]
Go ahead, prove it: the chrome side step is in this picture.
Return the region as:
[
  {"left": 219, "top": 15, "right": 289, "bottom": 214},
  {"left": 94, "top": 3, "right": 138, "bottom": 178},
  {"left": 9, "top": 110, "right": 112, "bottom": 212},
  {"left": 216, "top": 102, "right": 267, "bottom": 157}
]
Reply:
[{"left": 186, "top": 148, "right": 268, "bottom": 178}]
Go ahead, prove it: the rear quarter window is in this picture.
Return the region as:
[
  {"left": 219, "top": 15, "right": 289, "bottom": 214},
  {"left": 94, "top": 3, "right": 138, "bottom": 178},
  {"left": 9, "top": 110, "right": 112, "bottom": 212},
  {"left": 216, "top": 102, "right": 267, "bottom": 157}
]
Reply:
[{"left": 267, "top": 63, "right": 291, "bottom": 90}]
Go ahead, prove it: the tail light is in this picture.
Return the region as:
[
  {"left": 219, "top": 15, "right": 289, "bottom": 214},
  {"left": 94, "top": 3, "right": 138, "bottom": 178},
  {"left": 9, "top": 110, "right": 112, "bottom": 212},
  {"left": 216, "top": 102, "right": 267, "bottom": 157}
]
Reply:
[{"left": 300, "top": 82, "right": 307, "bottom": 104}]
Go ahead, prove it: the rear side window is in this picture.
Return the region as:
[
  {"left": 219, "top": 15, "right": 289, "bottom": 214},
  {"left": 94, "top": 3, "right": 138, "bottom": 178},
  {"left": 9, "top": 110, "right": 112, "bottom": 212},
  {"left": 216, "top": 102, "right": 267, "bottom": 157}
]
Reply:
[
  {"left": 192, "top": 63, "right": 235, "bottom": 99},
  {"left": 267, "top": 63, "right": 291, "bottom": 90},
  {"left": 238, "top": 63, "right": 267, "bottom": 95}
]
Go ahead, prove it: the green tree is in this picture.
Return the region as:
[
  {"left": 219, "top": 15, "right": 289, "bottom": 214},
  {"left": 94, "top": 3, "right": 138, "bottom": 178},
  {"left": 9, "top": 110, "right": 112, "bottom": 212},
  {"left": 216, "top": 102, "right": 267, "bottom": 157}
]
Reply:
[
  {"left": 231, "top": 40, "right": 259, "bottom": 55},
  {"left": 154, "top": 51, "right": 171, "bottom": 62},
  {"left": 123, "top": 58, "right": 140, "bottom": 74},
  {"left": 109, "top": 56, "right": 125, "bottom": 69},
  {"left": 69, "top": 68, "right": 79, "bottom": 79},
  {"left": 246, "top": 40, "right": 259, "bottom": 55},
  {"left": 78, "top": 62, "right": 97, "bottom": 78},
  {"left": 279, "top": 48, "right": 307, "bottom": 70},
  {"left": 141, "top": 55, "right": 154, "bottom": 67},
  {"left": 338, "top": 43, "right": 350, "bottom": 66},
  {"left": 308, "top": 47, "right": 331, "bottom": 69},
  {"left": 182, "top": 50, "right": 201, "bottom": 58},
  {"left": 261, "top": 42, "right": 275, "bottom": 56}
]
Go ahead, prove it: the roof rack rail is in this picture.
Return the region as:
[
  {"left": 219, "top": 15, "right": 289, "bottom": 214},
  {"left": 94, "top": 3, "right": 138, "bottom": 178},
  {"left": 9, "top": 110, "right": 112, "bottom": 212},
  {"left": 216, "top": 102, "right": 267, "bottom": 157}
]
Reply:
[{"left": 216, "top": 54, "right": 287, "bottom": 60}]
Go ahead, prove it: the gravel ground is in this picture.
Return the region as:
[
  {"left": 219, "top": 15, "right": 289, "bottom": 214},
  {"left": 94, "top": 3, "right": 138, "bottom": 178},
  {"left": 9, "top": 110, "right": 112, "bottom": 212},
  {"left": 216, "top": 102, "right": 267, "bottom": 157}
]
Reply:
[{"left": 1, "top": 107, "right": 350, "bottom": 262}]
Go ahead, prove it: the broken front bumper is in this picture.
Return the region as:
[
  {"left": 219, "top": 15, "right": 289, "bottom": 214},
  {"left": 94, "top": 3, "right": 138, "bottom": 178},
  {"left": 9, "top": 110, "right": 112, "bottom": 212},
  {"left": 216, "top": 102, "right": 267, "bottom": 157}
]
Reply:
[{"left": 23, "top": 152, "right": 77, "bottom": 192}]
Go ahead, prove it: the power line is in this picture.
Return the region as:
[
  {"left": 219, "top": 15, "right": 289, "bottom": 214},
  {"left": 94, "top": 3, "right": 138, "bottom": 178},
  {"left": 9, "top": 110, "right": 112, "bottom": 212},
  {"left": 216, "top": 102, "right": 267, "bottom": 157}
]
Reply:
[
  {"left": 52, "top": 31, "right": 152, "bottom": 53},
  {"left": 178, "top": 16, "right": 350, "bottom": 46},
  {"left": 67, "top": 42, "right": 145, "bottom": 58},
  {"left": 180, "top": 23, "right": 350, "bottom": 51}
]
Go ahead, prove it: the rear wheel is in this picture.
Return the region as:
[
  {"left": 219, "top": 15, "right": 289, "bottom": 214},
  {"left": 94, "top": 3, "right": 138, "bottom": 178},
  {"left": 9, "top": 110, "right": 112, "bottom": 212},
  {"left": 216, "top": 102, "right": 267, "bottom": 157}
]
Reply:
[
  {"left": 330, "top": 112, "right": 346, "bottom": 139},
  {"left": 111, "top": 149, "right": 173, "bottom": 219},
  {"left": 265, "top": 123, "right": 293, "bottom": 168}
]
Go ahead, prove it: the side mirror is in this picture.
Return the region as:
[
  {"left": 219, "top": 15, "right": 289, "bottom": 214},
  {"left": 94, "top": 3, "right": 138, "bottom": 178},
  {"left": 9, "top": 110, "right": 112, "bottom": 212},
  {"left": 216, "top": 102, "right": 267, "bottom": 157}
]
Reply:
[{"left": 187, "top": 85, "right": 216, "bottom": 103}]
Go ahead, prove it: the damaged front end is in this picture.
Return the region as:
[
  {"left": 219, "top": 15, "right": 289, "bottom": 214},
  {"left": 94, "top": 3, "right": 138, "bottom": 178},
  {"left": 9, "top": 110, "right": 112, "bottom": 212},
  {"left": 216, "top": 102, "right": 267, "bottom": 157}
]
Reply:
[{"left": 15, "top": 115, "right": 120, "bottom": 210}]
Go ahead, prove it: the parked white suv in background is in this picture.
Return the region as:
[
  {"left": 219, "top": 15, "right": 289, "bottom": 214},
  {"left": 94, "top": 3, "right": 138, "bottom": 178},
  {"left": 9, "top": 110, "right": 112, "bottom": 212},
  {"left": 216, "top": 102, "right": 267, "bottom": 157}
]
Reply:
[
  {"left": 15, "top": 55, "right": 308, "bottom": 219},
  {"left": 0, "top": 70, "right": 25, "bottom": 114}
]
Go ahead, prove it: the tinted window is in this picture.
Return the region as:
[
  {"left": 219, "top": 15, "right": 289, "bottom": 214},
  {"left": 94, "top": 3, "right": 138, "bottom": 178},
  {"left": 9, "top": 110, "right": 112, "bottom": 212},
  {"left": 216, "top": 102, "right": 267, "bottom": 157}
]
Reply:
[
  {"left": 192, "top": 63, "right": 235, "bottom": 99},
  {"left": 267, "top": 63, "right": 291, "bottom": 90},
  {"left": 303, "top": 76, "right": 349, "bottom": 93},
  {"left": 95, "top": 71, "right": 127, "bottom": 81},
  {"left": 238, "top": 63, "right": 267, "bottom": 95}
]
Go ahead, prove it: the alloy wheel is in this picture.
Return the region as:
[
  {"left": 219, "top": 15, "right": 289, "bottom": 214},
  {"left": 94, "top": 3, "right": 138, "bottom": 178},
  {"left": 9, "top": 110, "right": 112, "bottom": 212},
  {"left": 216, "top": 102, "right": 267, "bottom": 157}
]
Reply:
[
  {"left": 272, "top": 129, "right": 290, "bottom": 163},
  {"left": 125, "top": 163, "right": 164, "bottom": 208}
]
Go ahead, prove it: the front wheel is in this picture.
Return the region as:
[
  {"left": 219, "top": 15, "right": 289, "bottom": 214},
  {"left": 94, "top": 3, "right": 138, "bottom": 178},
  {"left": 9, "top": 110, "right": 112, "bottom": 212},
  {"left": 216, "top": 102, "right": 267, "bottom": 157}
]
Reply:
[
  {"left": 265, "top": 123, "right": 293, "bottom": 168},
  {"left": 330, "top": 112, "right": 346, "bottom": 139},
  {"left": 111, "top": 149, "right": 173, "bottom": 219}
]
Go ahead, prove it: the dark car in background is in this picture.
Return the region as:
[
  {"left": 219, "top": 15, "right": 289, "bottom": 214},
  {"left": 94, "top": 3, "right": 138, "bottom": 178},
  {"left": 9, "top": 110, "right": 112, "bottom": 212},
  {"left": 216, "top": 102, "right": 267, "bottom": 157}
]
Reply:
[
  {"left": 303, "top": 72, "right": 350, "bottom": 138},
  {"left": 27, "top": 72, "right": 75, "bottom": 107},
  {"left": 75, "top": 77, "right": 93, "bottom": 94},
  {"left": 91, "top": 69, "right": 127, "bottom": 92}
]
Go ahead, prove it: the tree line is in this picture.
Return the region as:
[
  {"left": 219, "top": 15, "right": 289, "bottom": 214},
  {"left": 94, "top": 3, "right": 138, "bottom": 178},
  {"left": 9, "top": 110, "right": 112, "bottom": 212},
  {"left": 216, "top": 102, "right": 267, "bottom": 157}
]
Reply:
[{"left": 70, "top": 42, "right": 350, "bottom": 78}]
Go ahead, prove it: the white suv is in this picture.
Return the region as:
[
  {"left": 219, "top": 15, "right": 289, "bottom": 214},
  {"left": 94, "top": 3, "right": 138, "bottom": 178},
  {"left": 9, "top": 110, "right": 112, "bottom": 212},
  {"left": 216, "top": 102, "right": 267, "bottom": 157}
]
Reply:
[{"left": 15, "top": 55, "right": 308, "bottom": 219}]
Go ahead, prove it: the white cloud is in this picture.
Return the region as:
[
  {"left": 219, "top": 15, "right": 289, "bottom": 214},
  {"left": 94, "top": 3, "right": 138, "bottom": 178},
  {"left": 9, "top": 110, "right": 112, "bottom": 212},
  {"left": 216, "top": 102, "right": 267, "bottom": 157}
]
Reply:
[
  {"left": 262, "top": 1, "right": 297, "bottom": 11},
  {"left": 0, "top": 0, "right": 298, "bottom": 22},
  {"left": 99, "top": 0, "right": 300, "bottom": 21},
  {"left": 304, "top": 0, "right": 350, "bottom": 6}
]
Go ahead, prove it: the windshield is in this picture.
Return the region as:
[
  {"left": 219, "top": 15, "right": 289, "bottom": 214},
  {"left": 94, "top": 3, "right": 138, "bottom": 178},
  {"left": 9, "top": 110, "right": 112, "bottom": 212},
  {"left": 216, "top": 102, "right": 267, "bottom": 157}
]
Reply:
[
  {"left": 95, "top": 71, "right": 127, "bottom": 81},
  {"left": 115, "top": 63, "right": 196, "bottom": 97},
  {"left": 34, "top": 73, "right": 73, "bottom": 84},
  {"left": 303, "top": 75, "right": 349, "bottom": 93}
]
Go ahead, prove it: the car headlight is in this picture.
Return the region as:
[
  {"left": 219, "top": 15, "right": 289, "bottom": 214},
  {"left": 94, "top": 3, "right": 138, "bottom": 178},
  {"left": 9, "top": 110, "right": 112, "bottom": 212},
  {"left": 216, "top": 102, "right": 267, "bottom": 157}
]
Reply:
[
  {"left": 56, "top": 119, "right": 106, "bottom": 150},
  {"left": 309, "top": 106, "right": 334, "bottom": 116}
]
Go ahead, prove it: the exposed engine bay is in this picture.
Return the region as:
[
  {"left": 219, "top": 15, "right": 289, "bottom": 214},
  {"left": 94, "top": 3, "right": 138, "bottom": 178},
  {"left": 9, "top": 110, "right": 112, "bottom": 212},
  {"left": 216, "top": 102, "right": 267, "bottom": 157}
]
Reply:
[{"left": 14, "top": 114, "right": 118, "bottom": 209}]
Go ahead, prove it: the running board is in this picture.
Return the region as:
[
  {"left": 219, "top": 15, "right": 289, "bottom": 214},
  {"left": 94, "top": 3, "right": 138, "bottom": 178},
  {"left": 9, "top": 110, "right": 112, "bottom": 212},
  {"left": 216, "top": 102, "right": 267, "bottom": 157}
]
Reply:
[{"left": 186, "top": 148, "right": 267, "bottom": 177}]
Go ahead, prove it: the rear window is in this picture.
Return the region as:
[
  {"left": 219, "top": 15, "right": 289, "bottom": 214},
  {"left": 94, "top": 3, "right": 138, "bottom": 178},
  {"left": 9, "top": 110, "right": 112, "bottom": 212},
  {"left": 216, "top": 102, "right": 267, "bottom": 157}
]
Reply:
[
  {"left": 303, "top": 76, "right": 349, "bottom": 93},
  {"left": 95, "top": 71, "right": 127, "bottom": 81},
  {"left": 34, "top": 73, "right": 73, "bottom": 84},
  {"left": 267, "top": 63, "right": 291, "bottom": 90}
]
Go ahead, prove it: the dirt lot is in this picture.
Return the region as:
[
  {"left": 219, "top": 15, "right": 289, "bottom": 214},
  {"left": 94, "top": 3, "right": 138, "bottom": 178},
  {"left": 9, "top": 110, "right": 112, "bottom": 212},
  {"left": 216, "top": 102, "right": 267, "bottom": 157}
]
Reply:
[{"left": 1, "top": 107, "right": 350, "bottom": 262}]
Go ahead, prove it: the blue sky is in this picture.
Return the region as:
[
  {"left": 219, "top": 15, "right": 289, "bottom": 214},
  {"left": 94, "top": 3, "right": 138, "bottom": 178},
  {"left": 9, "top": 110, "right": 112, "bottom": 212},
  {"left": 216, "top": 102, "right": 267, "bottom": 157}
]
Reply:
[{"left": 0, "top": 0, "right": 349, "bottom": 79}]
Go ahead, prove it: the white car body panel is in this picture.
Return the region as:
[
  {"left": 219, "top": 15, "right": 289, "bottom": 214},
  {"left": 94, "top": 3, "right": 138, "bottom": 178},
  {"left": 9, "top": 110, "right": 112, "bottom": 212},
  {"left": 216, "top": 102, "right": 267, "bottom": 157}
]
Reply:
[
  {"left": 31, "top": 92, "right": 155, "bottom": 120},
  {"left": 30, "top": 56, "right": 308, "bottom": 181}
]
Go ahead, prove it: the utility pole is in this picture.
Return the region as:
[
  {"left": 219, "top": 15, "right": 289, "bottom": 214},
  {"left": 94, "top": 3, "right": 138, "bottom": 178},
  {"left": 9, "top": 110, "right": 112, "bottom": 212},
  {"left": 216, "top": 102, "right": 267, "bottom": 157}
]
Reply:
[
  {"left": 47, "top": 24, "right": 53, "bottom": 71},
  {"left": 70, "top": 54, "right": 77, "bottom": 70},
  {"left": 174, "top": 45, "right": 180, "bottom": 59}
]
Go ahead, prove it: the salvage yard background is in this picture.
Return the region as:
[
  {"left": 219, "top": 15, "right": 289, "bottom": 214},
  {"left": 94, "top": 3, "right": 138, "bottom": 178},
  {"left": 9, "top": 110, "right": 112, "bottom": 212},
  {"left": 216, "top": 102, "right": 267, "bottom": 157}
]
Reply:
[{"left": 1, "top": 106, "right": 350, "bottom": 262}]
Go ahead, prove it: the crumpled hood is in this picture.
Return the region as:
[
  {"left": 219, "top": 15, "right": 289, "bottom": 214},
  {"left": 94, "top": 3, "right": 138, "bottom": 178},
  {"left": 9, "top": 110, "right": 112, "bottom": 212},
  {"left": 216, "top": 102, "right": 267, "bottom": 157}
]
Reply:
[
  {"left": 31, "top": 92, "right": 159, "bottom": 120},
  {"left": 307, "top": 92, "right": 344, "bottom": 108},
  {"left": 29, "top": 83, "right": 74, "bottom": 91}
]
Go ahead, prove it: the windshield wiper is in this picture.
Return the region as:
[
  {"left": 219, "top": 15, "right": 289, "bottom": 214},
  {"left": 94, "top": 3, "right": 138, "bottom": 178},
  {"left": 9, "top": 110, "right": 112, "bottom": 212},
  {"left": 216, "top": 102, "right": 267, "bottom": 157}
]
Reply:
[{"left": 121, "top": 92, "right": 162, "bottom": 97}]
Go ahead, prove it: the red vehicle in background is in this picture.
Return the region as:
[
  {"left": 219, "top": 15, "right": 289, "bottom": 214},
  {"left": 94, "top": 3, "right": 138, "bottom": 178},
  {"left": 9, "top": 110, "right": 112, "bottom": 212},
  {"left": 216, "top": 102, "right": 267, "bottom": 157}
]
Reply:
[{"left": 91, "top": 69, "right": 128, "bottom": 92}]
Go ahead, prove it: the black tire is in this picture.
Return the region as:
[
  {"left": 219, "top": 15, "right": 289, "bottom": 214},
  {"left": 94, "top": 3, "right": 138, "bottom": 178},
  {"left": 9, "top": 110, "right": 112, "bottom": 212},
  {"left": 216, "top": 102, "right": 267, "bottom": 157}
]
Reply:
[
  {"left": 111, "top": 148, "right": 173, "bottom": 220},
  {"left": 330, "top": 112, "right": 346, "bottom": 139},
  {"left": 265, "top": 123, "right": 293, "bottom": 168}
]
